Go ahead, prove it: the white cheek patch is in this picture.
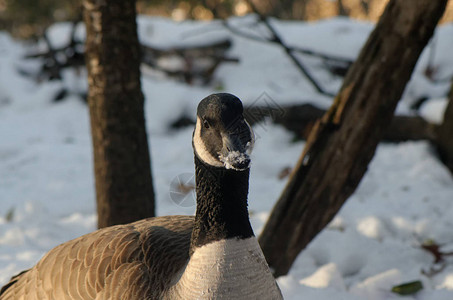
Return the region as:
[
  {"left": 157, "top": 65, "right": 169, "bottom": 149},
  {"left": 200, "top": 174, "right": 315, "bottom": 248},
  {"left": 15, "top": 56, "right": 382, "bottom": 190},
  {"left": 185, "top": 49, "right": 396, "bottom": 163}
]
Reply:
[{"left": 193, "top": 117, "right": 223, "bottom": 167}]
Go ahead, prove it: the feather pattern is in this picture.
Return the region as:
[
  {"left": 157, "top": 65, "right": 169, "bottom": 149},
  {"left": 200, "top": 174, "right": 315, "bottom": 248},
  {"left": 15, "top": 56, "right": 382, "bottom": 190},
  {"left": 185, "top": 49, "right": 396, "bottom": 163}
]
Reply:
[{"left": 0, "top": 216, "right": 193, "bottom": 300}]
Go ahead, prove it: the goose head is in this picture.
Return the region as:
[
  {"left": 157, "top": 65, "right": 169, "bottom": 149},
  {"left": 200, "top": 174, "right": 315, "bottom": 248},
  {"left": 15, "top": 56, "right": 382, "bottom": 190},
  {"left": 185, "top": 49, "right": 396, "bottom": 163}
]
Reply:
[{"left": 193, "top": 93, "right": 254, "bottom": 171}]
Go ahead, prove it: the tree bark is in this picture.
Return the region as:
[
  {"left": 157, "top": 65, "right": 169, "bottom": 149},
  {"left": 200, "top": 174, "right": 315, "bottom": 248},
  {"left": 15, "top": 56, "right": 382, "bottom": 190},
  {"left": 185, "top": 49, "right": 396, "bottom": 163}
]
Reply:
[
  {"left": 437, "top": 83, "right": 453, "bottom": 172},
  {"left": 259, "top": 0, "right": 448, "bottom": 277},
  {"left": 83, "top": 0, "right": 155, "bottom": 228}
]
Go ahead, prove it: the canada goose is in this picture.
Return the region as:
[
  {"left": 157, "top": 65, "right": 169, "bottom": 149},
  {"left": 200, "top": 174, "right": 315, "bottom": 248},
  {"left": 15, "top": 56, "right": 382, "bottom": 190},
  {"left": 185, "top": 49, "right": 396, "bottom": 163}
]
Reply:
[{"left": 0, "top": 93, "right": 283, "bottom": 300}]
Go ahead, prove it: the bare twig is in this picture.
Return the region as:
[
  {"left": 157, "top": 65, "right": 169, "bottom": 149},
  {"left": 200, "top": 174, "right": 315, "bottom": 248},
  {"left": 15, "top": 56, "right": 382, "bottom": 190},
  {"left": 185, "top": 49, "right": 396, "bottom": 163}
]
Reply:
[
  {"left": 220, "top": 18, "right": 353, "bottom": 65},
  {"left": 42, "top": 31, "right": 62, "bottom": 80},
  {"left": 245, "top": 0, "right": 335, "bottom": 96},
  {"left": 421, "top": 263, "right": 446, "bottom": 277},
  {"left": 201, "top": 0, "right": 352, "bottom": 87},
  {"left": 424, "top": 36, "right": 438, "bottom": 80}
]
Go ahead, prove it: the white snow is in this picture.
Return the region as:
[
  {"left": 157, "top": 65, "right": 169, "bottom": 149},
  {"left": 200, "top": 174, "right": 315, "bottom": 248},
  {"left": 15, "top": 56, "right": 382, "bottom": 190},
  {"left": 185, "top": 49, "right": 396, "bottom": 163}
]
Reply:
[
  {"left": 1, "top": 15, "right": 453, "bottom": 299},
  {"left": 419, "top": 97, "right": 449, "bottom": 124}
]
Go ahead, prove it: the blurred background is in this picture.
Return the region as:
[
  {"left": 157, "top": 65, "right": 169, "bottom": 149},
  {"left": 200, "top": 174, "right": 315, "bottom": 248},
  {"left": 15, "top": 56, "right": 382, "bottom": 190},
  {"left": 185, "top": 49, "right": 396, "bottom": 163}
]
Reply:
[{"left": 3, "top": 0, "right": 453, "bottom": 39}]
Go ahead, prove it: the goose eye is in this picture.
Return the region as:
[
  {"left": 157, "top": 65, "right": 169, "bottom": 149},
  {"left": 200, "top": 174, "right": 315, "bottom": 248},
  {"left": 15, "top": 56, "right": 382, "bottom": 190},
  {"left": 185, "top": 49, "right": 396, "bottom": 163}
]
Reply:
[{"left": 203, "top": 119, "right": 210, "bottom": 129}]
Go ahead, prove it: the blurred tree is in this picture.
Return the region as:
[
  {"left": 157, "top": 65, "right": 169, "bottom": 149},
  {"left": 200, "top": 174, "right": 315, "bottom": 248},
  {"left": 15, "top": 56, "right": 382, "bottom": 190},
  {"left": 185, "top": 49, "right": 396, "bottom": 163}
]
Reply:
[
  {"left": 437, "top": 83, "right": 453, "bottom": 173},
  {"left": 82, "top": 0, "right": 155, "bottom": 228},
  {"left": 0, "top": 0, "right": 79, "bottom": 38},
  {"left": 3, "top": 0, "right": 453, "bottom": 38},
  {"left": 259, "top": 0, "right": 449, "bottom": 277}
]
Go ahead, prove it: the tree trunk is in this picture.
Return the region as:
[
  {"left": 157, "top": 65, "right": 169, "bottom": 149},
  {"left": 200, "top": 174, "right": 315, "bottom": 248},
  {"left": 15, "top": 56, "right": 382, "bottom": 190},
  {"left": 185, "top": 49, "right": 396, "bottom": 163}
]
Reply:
[
  {"left": 259, "top": 0, "right": 448, "bottom": 277},
  {"left": 83, "top": 0, "right": 155, "bottom": 228},
  {"left": 437, "top": 83, "right": 453, "bottom": 172}
]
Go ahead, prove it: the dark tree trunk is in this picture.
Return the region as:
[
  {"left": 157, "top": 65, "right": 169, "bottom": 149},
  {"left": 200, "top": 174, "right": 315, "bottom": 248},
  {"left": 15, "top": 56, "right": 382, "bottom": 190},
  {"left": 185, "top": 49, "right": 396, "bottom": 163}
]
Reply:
[
  {"left": 259, "top": 0, "right": 448, "bottom": 277},
  {"left": 82, "top": 0, "right": 155, "bottom": 228},
  {"left": 437, "top": 83, "right": 453, "bottom": 172}
]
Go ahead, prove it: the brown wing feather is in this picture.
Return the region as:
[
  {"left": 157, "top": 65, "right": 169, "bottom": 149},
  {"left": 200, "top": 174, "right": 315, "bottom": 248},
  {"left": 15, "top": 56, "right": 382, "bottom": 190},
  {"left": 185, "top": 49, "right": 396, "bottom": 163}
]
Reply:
[{"left": 0, "top": 215, "right": 194, "bottom": 300}]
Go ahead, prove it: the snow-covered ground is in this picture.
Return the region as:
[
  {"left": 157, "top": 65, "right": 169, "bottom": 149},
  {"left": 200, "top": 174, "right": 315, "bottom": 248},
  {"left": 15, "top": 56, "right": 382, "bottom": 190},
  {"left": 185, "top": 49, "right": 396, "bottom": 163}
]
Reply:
[{"left": 1, "top": 15, "right": 453, "bottom": 299}]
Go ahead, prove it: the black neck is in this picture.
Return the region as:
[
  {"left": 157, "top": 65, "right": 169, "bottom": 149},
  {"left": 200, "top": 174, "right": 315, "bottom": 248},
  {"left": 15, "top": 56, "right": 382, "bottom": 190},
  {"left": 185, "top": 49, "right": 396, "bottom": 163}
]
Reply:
[{"left": 190, "top": 154, "right": 254, "bottom": 252}]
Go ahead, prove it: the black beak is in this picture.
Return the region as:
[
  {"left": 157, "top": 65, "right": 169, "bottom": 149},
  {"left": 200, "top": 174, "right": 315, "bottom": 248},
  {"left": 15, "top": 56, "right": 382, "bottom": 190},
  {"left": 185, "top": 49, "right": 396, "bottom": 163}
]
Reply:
[{"left": 219, "top": 122, "right": 253, "bottom": 171}]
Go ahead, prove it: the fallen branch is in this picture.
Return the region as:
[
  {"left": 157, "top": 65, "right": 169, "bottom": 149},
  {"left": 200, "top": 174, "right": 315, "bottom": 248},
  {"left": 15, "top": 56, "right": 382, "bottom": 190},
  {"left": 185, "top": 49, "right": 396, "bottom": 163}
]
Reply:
[
  {"left": 22, "top": 24, "right": 237, "bottom": 87},
  {"left": 246, "top": 104, "right": 439, "bottom": 142},
  {"left": 141, "top": 38, "right": 238, "bottom": 85},
  {"left": 22, "top": 19, "right": 84, "bottom": 82}
]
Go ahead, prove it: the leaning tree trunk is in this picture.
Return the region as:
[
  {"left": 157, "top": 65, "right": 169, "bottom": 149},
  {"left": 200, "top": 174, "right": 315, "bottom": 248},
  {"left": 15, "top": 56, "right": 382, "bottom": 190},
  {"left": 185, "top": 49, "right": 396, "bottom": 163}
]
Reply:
[
  {"left": 259, "top": 0, "right": 448, "bottom": 277},
  {"left": 83, "top": 0, "right": 155, "bottom": 228},
  {"left": 437, "top": 83, "right": 453, "bottom": 172}
]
